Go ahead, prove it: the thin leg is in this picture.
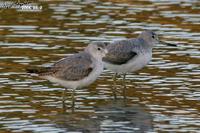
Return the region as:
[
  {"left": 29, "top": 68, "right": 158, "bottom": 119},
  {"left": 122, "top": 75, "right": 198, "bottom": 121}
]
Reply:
[
  {"left": 123, "top": 73, "right": 126, "bottom": 83},
  {"left": 71, "top": 89, "right": 75, "bottom": 113},
  {"left": 62, "top": 88, "right": 67, "bottom": 113},
  {"left": 112, "top": 73, "right": 118, "bottom": 100},
  {"left": 114, "top": 73, "right": 118, "bottom": 80},
  {"left": 122, "top": 73, "right": 127, "bottom": 101}
]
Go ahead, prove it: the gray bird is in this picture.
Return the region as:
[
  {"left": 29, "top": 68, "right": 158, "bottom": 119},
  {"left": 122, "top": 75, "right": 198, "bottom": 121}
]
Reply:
[
  {"left": 28, "top": 42, "right": 108, "bottom": 112},
  {"left": 103, "top": 30, "right": 176, "bottom": 98}
]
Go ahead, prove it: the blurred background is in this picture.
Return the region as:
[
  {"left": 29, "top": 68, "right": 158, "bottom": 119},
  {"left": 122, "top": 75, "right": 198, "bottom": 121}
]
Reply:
[{"left": 0, "top": 0, "right": 200, "bottom": 132}]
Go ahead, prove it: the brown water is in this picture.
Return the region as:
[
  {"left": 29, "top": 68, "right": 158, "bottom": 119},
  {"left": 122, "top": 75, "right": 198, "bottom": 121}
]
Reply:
[{"left": 0, "top": 0, "right": 200, "bottom": 132}]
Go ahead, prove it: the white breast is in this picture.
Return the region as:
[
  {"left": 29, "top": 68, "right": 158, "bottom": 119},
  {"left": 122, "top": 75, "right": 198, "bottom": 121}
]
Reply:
[
  {"left": 104, "top": 52, "right": 152, "bottom": 73},
  {"left": 77, "top": 61, "right": 104, "bottom": 88}
]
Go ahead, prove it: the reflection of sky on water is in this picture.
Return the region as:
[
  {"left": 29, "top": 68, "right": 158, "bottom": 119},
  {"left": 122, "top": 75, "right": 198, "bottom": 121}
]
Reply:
[{"left": 0, "top": 0, "right": 200, "bottom": 132}]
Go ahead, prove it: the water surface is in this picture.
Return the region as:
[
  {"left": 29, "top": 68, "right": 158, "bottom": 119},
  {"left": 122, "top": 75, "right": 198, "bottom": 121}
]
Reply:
[{"left": 0, "top": 0, "right": 200, "bottom": 132}]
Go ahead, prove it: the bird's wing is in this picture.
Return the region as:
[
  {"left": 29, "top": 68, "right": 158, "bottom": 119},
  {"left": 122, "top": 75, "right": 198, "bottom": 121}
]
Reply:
[
  {"left": 39, "top": 52, "right": 94, "bottom": 81},
  {"left": 103, "top": 39, "right": 137, "bottom": 65}
]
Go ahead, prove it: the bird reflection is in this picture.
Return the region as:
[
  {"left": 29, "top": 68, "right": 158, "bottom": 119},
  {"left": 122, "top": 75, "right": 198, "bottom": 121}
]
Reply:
[{"left": 52, "top": 101, "right": 153, "bottom": 132}]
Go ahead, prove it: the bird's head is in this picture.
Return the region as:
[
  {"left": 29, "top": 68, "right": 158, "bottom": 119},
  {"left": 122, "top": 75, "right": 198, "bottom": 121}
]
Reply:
[
  {"left": 138, "top": 30, "right": 177, "bottom": 47},
  {"left": 138, "top": 30, "right": 159, "bottom": 47},
  {"left": 85, "top": 41, "right": 108, "bottom": 59}
]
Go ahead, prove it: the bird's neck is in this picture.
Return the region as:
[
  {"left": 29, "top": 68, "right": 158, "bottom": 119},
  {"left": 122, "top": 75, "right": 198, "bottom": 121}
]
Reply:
[
  {"left": 137, "top": 37, "right": 154, "bottom": 49},
  {"left": 91, "top": 54, "right": 102, "bottom": 61},
  {"left": 84, "top": 49, "right": 102, "bottom": 61}
]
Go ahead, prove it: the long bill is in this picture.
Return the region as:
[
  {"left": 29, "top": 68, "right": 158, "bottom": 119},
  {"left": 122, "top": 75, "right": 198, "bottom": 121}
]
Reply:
[{"left": 159, "top": 40, "right": 177, "bottom": 47}]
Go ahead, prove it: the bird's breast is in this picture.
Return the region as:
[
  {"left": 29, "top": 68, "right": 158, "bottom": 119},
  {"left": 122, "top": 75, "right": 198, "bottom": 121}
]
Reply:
[{"left": 129, "top": 51, "right": 152, "bottom": 72}]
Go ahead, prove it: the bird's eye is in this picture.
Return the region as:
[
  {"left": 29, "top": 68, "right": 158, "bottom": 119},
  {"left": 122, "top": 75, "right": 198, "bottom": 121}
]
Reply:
[
  {"left": 97, "top": 47, "right": 101, "bottom": 51},
  {"left": 152, "top": 35, "right": 155, "bottom": 38}
]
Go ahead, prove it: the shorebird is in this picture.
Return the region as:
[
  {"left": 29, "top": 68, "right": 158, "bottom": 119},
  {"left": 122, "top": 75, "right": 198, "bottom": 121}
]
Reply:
[
  {"left": 103, "top": 30, "right": 176, "bottom": 98},
  {"left": 27, "top": 42, "right": 108, "bottom": 112}
]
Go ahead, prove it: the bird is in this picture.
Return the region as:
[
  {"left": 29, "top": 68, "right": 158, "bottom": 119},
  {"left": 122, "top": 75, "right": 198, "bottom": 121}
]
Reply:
[
  {"left": 103, "top": 30, "right": 176, "bottom": 99},
  {"left": 27, "top": 42, "right": 108, "bottom": 112}
]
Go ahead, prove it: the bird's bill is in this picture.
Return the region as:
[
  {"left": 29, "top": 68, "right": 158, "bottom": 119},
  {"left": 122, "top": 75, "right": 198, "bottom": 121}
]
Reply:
[{"left": 159, "top": 41, "right": 177, "bottom": 47}]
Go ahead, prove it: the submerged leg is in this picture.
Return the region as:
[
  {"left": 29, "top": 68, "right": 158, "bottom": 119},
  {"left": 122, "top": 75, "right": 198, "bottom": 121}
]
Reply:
[
  {"left": 71, "top": 89, "right": 76, "bottom": 113},
  {"left": 62, "top": 88, "right": 67, "bottom": 113},
  {"left": 122, "top": 73, "right": 127, "bottom": 101},
  {"left": 112, "top": 73, "right": 118, "bottom": 100}
]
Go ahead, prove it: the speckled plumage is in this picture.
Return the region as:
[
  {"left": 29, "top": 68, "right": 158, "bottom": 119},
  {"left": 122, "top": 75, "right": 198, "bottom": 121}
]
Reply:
[
  {"left": 39, "top": 52, "right": 93, "bottom": 81},
  {"left": 103, "top": 38, "right": 152, "bottom": 65},
  {"left": 27, "top": 42, "right": 108, "bottom": 112},
  {"left": 103, "top": 30, "right": 158, "bottom": 74},
  {"left": 28, "top": 42, "right": 108, "bottom": 89}
]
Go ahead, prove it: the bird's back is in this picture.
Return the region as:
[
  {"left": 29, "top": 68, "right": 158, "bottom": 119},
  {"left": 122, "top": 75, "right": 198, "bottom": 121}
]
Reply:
[
  {"left": 33, "top": 52, "right": 94, "bottom": 81},
  {"left": 103, "top": 38, "right": 148, "bottom": 65},
  {"left": 103, "top": 38, "right": 152, "bottom": 73}
]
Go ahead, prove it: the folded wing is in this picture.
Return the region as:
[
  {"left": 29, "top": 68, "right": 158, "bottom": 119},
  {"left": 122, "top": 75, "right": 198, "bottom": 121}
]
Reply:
[
  {"left": 39, "top": 52, "right": 93, "bottom": 81},
  {"left": 103, "top": 40, "right": 137, "bottom": 65}
]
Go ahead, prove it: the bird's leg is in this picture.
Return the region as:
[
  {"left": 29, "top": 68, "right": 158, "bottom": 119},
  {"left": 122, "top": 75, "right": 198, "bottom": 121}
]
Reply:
[
  {"left": 112, "top": 73, "right": 118, "bottom": 100},
  {"left": 122, "top": 73, "right": 127, "bottom": 101},
  {"left": 71, "top": 89, "right": 75, "bottom": 113},
  {"left": 62, "top": 88, "right": 67, "bottom": 113},
  {"left": 123, "top": 73, "right": 126, "bottom": 83}
]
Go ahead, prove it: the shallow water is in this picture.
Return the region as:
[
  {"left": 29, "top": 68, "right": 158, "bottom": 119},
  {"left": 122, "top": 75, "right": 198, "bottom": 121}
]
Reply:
[{"left": 0, "top": 0, "right": 200, "bottom": 132}]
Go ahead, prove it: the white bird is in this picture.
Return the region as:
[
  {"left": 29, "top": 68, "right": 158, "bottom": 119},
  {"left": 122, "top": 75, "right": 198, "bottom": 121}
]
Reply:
[
  {"left": 28, "top": 42, "right": 108, "bottom": 112},
  {"left": 103, "top": 30, "right": 176, "bottom": 98}
]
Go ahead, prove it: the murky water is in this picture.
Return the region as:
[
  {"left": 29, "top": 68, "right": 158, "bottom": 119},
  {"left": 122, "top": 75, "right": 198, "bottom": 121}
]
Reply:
[{"left": 0, "top": 0, "right": 200, "bottom": 132}]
